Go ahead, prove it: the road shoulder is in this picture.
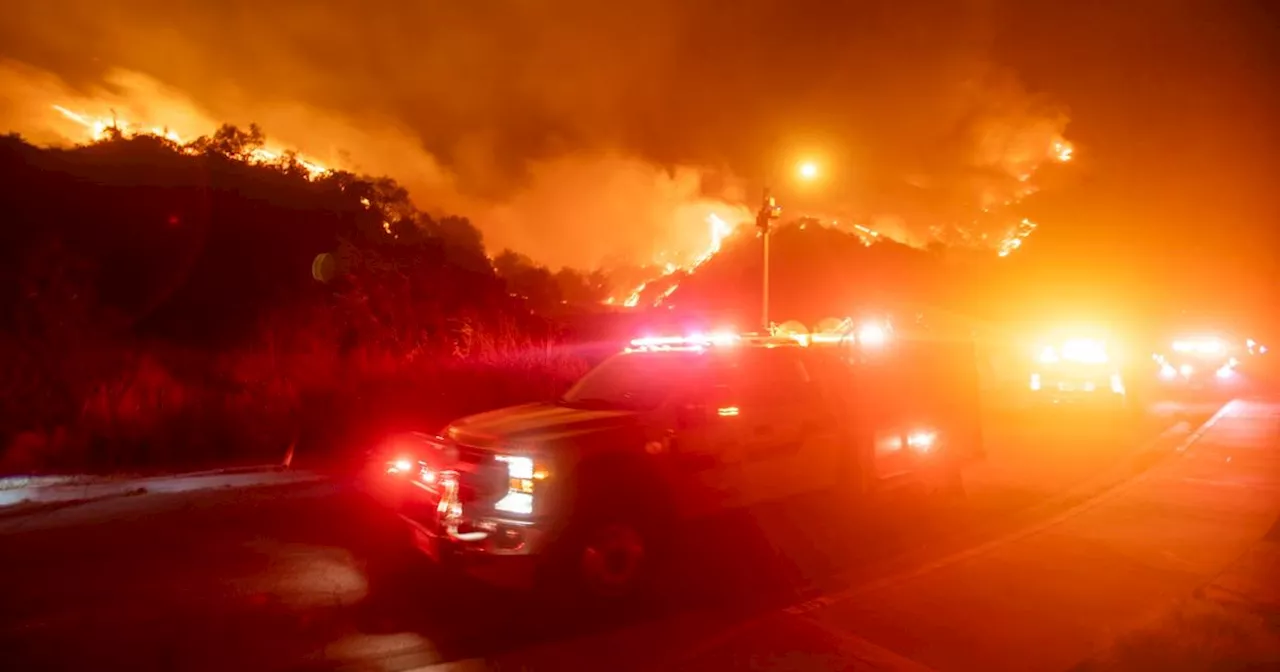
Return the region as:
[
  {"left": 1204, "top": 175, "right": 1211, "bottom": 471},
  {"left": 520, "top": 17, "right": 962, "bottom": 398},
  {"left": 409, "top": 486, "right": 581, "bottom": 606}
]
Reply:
[
  {"left": 1070, "top": 527, "right": 1280, "bottom": 671},
  {"left": 663, "top": 399, "right": 1280, "bottom": 671},
  {"left": 0, "top": 466, "right": 323, "bottom": 523}
]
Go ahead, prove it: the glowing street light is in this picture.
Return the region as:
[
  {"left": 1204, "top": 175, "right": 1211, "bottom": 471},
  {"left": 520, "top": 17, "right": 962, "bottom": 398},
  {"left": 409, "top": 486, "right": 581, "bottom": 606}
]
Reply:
[{"left": 760, "top": 158, "right": 826, "bottom": 330}]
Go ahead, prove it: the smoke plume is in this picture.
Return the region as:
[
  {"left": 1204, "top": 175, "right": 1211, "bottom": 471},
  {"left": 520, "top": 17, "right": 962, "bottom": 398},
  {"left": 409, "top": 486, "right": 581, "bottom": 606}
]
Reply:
[{"left": 1, "top": 0, "right": 1071, "bottom": 267}]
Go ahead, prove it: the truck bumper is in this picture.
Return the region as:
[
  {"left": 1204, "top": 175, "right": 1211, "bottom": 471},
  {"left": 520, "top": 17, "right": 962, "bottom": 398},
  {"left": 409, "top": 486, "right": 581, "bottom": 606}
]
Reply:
[
  {"left": 398, "top": 513, "right": 546, "bottom": 590},
  {"left": 373, "top": 476, "right": 556, "bottom": 590},
  {"left": 1029, "top": 371, "right": 1126, "bottom": 404}
]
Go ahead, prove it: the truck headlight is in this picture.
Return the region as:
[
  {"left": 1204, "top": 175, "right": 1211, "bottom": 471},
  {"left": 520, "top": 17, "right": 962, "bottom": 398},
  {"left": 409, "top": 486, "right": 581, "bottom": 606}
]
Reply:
[
  {"left": 1110, "top": 373, "right": 1125, "bottom": 394},
  {"left": 1061, "top": 339, "right": 1108, "bottom": 364},
  {"left": 858, "top": 322, "right": 889, "bottom": 347},
  {"left": 906, "top": 431, "right": 936, "bottom": 453},
  {"left": 494, "top": 455, "right": 548, "bottom": 515}
]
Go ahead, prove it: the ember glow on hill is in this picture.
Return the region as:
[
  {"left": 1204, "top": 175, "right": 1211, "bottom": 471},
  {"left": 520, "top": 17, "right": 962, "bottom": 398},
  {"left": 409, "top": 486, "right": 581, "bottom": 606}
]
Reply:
[
  {"left": 607, "top": 129, "right": 1075, "bottom": 309},
  {"left": 52, "top": 104, "right": 331, "bottom": 179},
  {"left": 46, "top": 96, "right": 1076, "bottom": 312},
  {"left": 609, "top": 212, "right": 739, "bottom": 307}
]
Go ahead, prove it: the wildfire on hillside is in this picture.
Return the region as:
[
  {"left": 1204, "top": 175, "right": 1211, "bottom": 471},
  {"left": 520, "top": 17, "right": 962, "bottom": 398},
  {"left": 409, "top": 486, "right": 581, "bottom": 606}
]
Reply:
[
  {"left": 998, "top": 218, "right": 1038, "bottom": 257},
  {"left": 49, "top": 104, "right": 412, "bottom": 237},
  {"left": 987, "top": 135, "right": 1073, "bottom": 259},
  {"left": 51, "top": 105, "right": 332, "bottom": 179},
  {"left": 607, "top": 130, "right": 1075, "bottom": 308},
  {"left": 609, "top": 211, "right": 744, "bottom": 307},
  {"left": 47, "top": 102, "right": 1073, "bottom": 311}
]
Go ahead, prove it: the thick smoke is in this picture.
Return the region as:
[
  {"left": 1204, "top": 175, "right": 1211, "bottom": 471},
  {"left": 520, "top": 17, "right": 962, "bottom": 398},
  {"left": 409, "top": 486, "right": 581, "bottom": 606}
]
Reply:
[{"left": 0, "top": 0, "right": 1070, "bottom": 267}]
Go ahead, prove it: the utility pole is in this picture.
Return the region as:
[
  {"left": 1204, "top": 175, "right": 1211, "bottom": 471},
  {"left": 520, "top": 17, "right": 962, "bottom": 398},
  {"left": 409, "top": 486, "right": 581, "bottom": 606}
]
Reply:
[{"left": 756, "top": 187, "right": 782, "bottom": 331}]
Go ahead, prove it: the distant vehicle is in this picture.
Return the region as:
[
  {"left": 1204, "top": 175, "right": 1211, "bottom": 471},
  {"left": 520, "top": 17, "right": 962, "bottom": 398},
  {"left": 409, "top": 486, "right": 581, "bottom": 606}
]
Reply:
[
  {"left": 1153, "top": 334, "right": 1243, "bottom": 390},
  {"left": 367, "top": 324, "right": 982, "bottom": 601},
  {"left": 1028, "top": 335, "right": 1128, "bottom": 408}
]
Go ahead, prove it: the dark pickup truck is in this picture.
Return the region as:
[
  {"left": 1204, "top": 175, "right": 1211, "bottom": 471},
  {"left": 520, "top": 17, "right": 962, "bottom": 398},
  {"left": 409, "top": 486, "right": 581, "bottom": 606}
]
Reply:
[{"left": 367, "top": 330, "right": 983, "bottom": 600}]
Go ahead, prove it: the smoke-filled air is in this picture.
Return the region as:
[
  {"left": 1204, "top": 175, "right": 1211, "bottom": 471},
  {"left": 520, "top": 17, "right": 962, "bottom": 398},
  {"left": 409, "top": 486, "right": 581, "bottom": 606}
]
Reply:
[{"left": 0, "top": 0, "right": 1074, "bottom": 281}]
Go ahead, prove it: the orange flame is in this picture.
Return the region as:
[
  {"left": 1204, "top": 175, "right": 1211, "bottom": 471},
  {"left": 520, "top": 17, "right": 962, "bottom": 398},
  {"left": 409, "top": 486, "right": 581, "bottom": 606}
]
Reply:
[
  {"left": 51, "top": 104, "right": 331, "bottom": 180},
  {"left": 997, "top": 218, "right": 1038, "bottom": 258},
  {"left": 46, "top": 105, "right": 420, "bottom": 239},
  {"left": 1053, "top": 139, "right": 1074, "bottom": 162},
  {"left": 989, "top": 136, "right": 1073, "bottom": 257},
  {"left": 614, "top": 212, "right": 739, "bottom": 307}
]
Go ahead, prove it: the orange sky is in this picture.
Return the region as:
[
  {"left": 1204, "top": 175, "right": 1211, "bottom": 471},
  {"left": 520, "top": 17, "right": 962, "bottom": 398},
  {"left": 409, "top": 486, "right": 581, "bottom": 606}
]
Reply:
[{"left": 0, "top": 0, "right": 1275, "bottom": 327}]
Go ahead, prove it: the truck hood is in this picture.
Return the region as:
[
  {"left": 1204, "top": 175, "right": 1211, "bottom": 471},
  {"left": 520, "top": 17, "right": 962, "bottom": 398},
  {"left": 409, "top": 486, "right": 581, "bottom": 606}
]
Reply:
[{"left": 446, "top": 402, "right": 643, "bottom": 448}]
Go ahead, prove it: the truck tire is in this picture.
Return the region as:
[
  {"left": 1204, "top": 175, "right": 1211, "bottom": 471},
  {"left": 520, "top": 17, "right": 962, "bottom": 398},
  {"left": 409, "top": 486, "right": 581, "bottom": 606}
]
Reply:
[
  {"left": 540, "top": 499, "right": 661, "bottom": 606},
  {"left": 537, "top": 461, "right": 671, "bottom": 606}
]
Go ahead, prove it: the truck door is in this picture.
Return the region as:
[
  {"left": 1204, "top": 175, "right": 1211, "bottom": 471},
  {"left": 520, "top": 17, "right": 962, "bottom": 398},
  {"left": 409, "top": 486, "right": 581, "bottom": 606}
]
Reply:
[
  {"left": 736, "top": 349, "right": 842, "bottom": 504},
  {"left": 666, "top": 360, "right": 748, "bottom": 516}
]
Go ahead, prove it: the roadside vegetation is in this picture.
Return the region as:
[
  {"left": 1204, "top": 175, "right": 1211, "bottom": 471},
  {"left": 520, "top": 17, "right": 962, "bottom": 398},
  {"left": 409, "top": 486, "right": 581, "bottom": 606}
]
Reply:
[
  {"left": 0, "top": 126, "right": 963, "bottom": 474},
  {"left": 0, "top": 128, "right": 596, "bottom": 473}
]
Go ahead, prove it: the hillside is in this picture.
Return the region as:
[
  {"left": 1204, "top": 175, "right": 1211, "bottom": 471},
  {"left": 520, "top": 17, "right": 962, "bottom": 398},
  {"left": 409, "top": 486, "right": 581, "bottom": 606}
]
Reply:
[
  {"left": 0, "top": 130, "right": 585, "bottom": 473},
  {"left": 0, "top": 127, "right": 1018, "bottom": 474}
]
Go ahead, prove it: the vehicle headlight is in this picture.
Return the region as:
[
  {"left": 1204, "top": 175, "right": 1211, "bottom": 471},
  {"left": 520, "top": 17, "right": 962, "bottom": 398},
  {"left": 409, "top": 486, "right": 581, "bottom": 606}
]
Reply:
[
  {"left": 494, "top": 455, "right": 549, "bottom": 515},
  {"left": 906, "top": 431, "right": 936, "bottom": 453},
  {"left": 1174, "top": 338, "right": 1224, "bottom": 355},
  {"left": 1110, "top": 373, "right": 1125, "bottom": 393},
  {"left": 1061, "top": 338, "right": 1108, "bottom": 364},
  {"left": 858, "top": 322, "right": 889, "bottom": 347}
]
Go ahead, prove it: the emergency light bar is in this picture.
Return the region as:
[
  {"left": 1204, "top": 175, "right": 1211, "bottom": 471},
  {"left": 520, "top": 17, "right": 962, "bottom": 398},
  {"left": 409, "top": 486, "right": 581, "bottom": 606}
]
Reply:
[
  {"left": 1039, "top": 338, "right": 1109, "bottom": 365},
  {"left": 627, "top": 320, "right": 892, "bottom": 353},
  {"left": 773, "top": 317, "right": 890, "bottom": 348},
  {"left": 627, "top": 332, "right": 744, "bottom": 351},
  {"left": 1172, "top": 338, "right": 1226, "bottom": 355}
]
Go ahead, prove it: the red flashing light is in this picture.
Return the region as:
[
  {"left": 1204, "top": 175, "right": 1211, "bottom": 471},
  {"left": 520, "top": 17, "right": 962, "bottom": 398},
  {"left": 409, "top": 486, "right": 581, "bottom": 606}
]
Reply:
[
  {"left": 628, "top": 331, "right": 741, "bottom": 351},
  {"left": 386, "top": 456, "right": 438, "bottom": 485}
]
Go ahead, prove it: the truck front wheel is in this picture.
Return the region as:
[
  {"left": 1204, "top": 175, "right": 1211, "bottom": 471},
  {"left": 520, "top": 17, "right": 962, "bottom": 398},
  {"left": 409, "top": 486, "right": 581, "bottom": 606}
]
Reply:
[
  {"left": 537, "top": 463, "right": 672, "bottom": 606},
  {"left": 574, "top": 519, "right": 650, "bottom": 598},
  {"left": 540, "top": 506, "right": 659, "bottom": 605}
]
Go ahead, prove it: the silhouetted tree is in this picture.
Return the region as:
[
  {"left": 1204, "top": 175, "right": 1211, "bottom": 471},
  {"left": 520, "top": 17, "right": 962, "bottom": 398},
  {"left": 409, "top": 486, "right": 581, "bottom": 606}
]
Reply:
[
  {"left": 192, "top": 123, "right": 266, "bottom": 160},
  {"left": 0, "top": 129, "right": 583, "bottom": 473}
]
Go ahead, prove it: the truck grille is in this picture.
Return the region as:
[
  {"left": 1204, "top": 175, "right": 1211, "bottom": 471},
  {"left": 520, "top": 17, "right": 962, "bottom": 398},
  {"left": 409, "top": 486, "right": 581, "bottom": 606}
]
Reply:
[{"left": 435, "top": 439, "right": 506, "bottom": 505}]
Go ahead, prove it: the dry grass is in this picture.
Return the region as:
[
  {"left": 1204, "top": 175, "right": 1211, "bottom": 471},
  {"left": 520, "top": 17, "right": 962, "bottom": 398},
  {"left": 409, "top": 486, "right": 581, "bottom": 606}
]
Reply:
[{"left": 0, "top": 327, "right": 589, "bottom": 475}]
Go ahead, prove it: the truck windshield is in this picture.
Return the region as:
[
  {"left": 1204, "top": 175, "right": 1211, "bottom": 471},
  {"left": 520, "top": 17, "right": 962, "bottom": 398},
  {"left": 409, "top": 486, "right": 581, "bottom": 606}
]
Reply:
[{"left": 559, "top": 351, "right": 703, "bottom": 411}]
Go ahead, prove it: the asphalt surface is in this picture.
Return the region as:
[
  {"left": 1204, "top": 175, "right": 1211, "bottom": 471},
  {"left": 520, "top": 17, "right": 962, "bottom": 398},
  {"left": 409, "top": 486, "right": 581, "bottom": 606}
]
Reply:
[
  {"left": 0, "top": 393, "right": 1234, "bottom": 671},
  {"left": 662, "top": 398, "right": 1279, "bottom": 672}
]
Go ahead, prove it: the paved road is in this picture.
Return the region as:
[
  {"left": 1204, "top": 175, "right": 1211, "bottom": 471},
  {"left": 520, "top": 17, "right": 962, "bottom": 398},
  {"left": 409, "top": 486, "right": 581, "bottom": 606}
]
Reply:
[
  {"left": 661, "top": 398, "right": 1280, "bottom": 672},
  {"left": 0, "top": 395, "right": 1229, "bottom": 671}
]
